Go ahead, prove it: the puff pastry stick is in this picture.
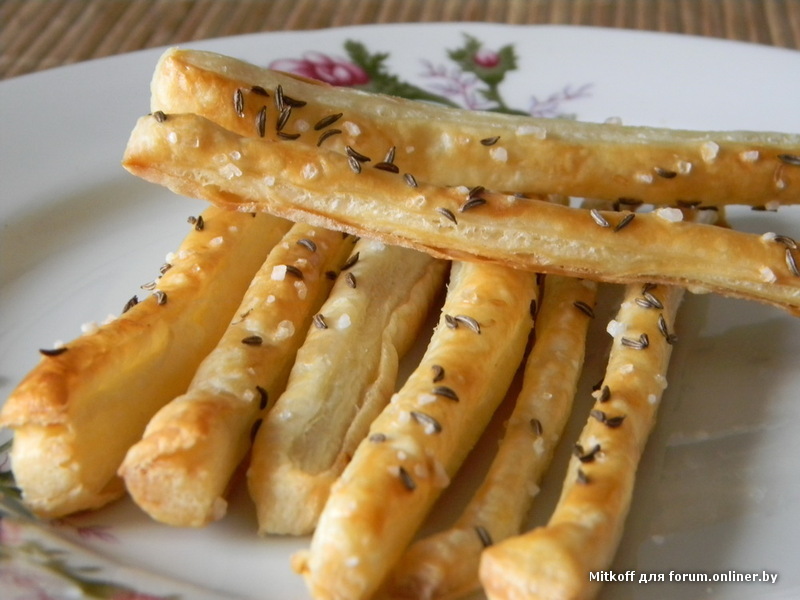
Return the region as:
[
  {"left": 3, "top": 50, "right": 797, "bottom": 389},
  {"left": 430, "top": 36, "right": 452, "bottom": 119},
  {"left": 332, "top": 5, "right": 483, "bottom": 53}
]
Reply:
[
  {"left": 149, "top": 48, "right": 800, "bottom": 208},
  {"left": 479, "top": 278, "right": 686, "bottom": 600},
  {"left": 118, "top": 223, "right": 354, "bottom": 527},
  {"left": 383, "top": 275, "right": 598, "bottom": 600},
  {"left": 247, "top": 241, "right": 448, "bottom": 535},
  {"left": 292, "top": 260, "right": 537, "bottom": 600},
  {"left": 122, "top": 113, "right": 800, "bottom": 315},
  {"left": 0, "top": 207, "right": 290, "bottom": 519}
]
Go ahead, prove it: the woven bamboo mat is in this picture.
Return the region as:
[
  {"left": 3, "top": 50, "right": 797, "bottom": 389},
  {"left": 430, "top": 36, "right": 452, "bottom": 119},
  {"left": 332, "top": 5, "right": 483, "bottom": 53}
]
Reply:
[{"left": 1, "top": 0, "right": 799, "bottom": 80}]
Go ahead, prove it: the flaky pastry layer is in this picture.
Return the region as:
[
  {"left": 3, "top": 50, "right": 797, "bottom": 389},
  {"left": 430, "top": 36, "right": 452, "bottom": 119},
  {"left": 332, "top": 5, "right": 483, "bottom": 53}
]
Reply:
[
  {"left": 150, "top": 48, "right": 800, "bottom": 207},
  {"left": 247, "top": 240, "right": 447, "bottom": 535},
  {"left": 122, "top": 113, "right": 800, "bottom": 315}
]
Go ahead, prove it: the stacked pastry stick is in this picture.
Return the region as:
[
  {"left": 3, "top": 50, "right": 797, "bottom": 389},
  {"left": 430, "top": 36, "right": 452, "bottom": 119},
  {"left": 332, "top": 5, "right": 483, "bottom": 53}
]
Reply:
[{"left": 2, "top": 46, "right": 800, "bottom": 600}]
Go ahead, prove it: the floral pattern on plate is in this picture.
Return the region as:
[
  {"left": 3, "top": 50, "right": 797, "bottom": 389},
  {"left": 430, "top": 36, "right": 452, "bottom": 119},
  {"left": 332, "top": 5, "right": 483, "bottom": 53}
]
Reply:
[{"left": 268, "top": 33, "right": 592, "bottom": 117}]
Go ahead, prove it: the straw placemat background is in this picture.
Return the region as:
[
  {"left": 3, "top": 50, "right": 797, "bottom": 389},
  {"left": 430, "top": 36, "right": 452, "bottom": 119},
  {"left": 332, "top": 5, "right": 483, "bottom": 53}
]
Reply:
[{"left": 2, "top": 0, "right": 799, "bottom": 80}]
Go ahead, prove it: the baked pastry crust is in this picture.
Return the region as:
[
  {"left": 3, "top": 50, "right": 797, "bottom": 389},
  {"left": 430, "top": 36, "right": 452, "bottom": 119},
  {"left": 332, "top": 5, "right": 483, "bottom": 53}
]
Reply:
[
  {"left": 384, "top": 275, "right": 598, "bottom": 600},
  {"left": 118, "top": 223, "right": 353, "bottom": 527},
  {"left": 479, "top": 280, "right": 685, "bottom": 600},
  {"left": 292, "top": 260, "right": 537, "bottom": 600},
  {"left": 0, "top": 207, "right": 290, "bottom": 519},
  {"left": 122, "top": 112, "right": 800, "bottom": 315},
  {"left": 247, "top": 240, "right": 447, "bottom": 535},
  {"left": 150, "top": 48, "right": 800, "bottom": 208}
]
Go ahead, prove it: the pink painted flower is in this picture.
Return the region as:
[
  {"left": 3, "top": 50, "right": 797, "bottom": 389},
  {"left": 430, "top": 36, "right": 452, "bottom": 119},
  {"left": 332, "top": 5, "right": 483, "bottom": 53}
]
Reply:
[
  {"left": 473, "top": 47, "right": 500, "bottom": 68},
  {"left": 269, "top": 52, "right": 369, "bottom": 86}
]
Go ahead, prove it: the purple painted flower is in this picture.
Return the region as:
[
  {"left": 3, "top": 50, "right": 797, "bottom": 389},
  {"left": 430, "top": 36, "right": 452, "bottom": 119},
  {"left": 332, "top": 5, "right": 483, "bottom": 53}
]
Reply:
[{"left": 269, "top": 52, "right": 369, "bottom": 86}]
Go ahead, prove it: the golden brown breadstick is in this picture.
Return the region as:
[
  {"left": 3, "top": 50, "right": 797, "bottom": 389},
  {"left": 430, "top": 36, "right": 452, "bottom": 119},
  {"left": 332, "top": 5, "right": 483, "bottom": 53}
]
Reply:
[
  {"left": 150, "top": 48, "right": 800, "bottom": 207},
  {"left": 0, "top": 207, "right": 291, "bottom": 519},
  {"left": 384, "top": 275, "right": 598, "bottom": 600},
  {"left": 122, "top": 112, "right": 800, "bottom": 315},
  {"left": 479, "top": 278, "right": 686, "bottom": 600},
  {"left": 247, "top": 240, "right": 447, "bottom": 535},
  {"left": 292, "top": 260, "right": 537, "bottom": 600},
  {"left": 118, "top": 223, "right": 353, "bottom": 527}
]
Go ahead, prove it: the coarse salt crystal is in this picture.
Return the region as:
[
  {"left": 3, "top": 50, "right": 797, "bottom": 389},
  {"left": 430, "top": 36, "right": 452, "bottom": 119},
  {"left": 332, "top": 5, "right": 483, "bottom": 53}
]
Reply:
[
  {"left": 700, "top": 141, "right": 719, "bottom": 163},
  {"left": 264, "top": 175, "right": 276, "bottom": 186},
  {"left": 606, "top": 319, "right": 627, "bottom": 337},
  {"left": 759, "top": 266, "right": 778, "bottom": 283},
  {"left": 489, "top": 146, "right": 508, "bottom": 163},
  {"left": 432, "top": 459, "right": 450, "bottom": 488},
  {"left": 532, "top": 437, "right": 546, "bottom": 456},
  {"left": 440, "top": 132, "right": 454, "bottom": 150},
  {"left": 343, "top": 121, "right": 361, "bottom": 136},
  {"left": 635, "top": 172, "right": 654, "bottom": 184},
  {"left": 275, "top": 320, "right": 295, "bottom": 340},
  {"left": 760, "top": 232, "right": 778, "bottom": 242},
  {"left": 516, "top": 124, "right": 547, "bottom": 139},
  {"left": 619, "top": 363, "right": 634, "bottom": 374},
  {"left": 228, "top": 150, "right": 241, "bottom": 160},
  {"left": 266, "top": 295, "right": 276, "bottom": 303},
  {"left": 655, "top": 207, "right": 684, "bottom": 222},
  {"left": 167, "top": 131, "right": 179, "bottom": 144},
  {"left": 765, "top": 200, "right": 781, "bottom": 211},
  {"left": 676, "top": 160, "right": 693, "bottom": 175},
  {"left": 80, "top": 321, "right": 98, "bottom": 335},
  {"left": 209, "top": 236, "right": 224, "bottom": 247},
  {"left": 418, "top": 393, "right": 438, "bottom": 405},
  {"left": 271, "top": 265, "right": 287, "bottom": 281},
  {"left": 302, "top": 163, "right": 319, "bottom": 180},
  {"left": 220, "top": 163, "right": 242, "bottom": 179},
  {"left": 647, "top": 393, "right": 659, "bottom": 405},
  {"left": 294, "top": 280, "right": 308, "bottom": 299},
  {"left": 739, "top": 149, "right": 760, "bottom": 162},
  {"left": 336, "top": 313, "right": 352, "bottom": 329}
]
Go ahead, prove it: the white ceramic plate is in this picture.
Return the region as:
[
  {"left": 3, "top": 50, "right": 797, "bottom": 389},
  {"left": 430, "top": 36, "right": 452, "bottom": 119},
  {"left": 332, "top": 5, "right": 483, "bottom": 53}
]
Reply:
[{"left": 2, "top": 23, "right": 800, "bottom": 600}]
